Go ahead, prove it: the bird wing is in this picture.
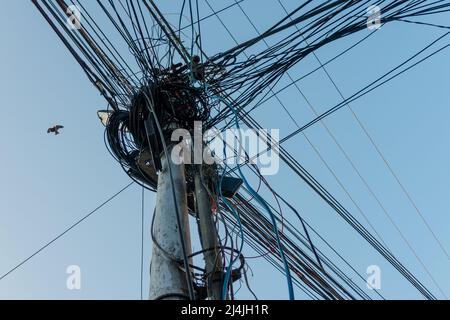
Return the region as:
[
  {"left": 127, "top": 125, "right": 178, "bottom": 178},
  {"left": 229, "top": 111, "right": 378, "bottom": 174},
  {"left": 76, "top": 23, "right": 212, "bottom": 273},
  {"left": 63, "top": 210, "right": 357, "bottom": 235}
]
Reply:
[{"left": 55, "top": 125, "right": 64, "bottom": 130}]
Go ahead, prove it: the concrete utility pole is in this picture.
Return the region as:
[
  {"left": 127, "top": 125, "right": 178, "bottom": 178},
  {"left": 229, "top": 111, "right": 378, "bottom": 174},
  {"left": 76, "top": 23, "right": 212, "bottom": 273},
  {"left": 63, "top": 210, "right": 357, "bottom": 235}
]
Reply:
[
  {"left": 149, "top": 149, "right": 193, "bottom": 300},
  {"left": 194, "top": 166, "right": 224, "bottom": 300},
  {"left": 143, "top": 3, "right": 224, "bottom": 299}
]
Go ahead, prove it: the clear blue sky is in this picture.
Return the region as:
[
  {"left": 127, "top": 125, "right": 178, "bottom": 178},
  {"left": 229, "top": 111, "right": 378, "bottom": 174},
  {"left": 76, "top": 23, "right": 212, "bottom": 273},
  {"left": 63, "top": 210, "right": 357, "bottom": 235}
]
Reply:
[{"left": 0, "top": 1, "right": 449, "bottom": 300}]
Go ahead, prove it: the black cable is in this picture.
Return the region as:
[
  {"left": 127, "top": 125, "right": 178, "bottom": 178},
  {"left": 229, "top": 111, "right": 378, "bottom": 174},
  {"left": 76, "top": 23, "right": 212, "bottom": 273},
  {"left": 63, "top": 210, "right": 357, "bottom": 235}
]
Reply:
[
  {"left": 0, "top": 182, "right": 134, "bottom": 282},
  {"left": 142, "top": 88, "right": 196, "bottom": 300}
]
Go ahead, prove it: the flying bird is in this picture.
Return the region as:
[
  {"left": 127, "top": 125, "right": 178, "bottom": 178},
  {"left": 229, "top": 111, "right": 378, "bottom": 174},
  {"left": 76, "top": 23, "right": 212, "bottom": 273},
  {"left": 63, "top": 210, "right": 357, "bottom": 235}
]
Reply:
[{"left": 47, "top": 125, "right": 64, "bottom": 135}]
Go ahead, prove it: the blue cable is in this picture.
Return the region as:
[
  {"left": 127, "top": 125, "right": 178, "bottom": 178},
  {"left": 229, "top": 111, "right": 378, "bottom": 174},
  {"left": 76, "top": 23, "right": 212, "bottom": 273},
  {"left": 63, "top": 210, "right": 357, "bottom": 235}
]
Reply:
[
  {"left": 205, "top": 86, "right": 295, "bottom": 300},
  {"left": 219, "top": 142, "right": 245, "bottom": 300}
]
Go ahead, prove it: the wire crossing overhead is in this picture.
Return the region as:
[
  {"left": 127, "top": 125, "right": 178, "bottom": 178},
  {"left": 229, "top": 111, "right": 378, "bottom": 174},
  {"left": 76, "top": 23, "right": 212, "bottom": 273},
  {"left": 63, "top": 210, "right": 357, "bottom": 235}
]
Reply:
[{"left": 30, "top": 0, "right": 450, "bottom": 300}]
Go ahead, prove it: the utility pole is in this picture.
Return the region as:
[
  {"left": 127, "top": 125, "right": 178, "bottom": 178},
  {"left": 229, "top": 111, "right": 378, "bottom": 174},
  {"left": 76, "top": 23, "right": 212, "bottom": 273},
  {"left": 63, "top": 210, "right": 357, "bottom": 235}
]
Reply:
[
  {"left": 142, "top": 2, "right": 225, "bottom": 300},
  {"left": 149, "top": 148, "right": 193, "bottom": 300},
  {"left": 194, "top": 166, "right": 224, "bottom": 300}
]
